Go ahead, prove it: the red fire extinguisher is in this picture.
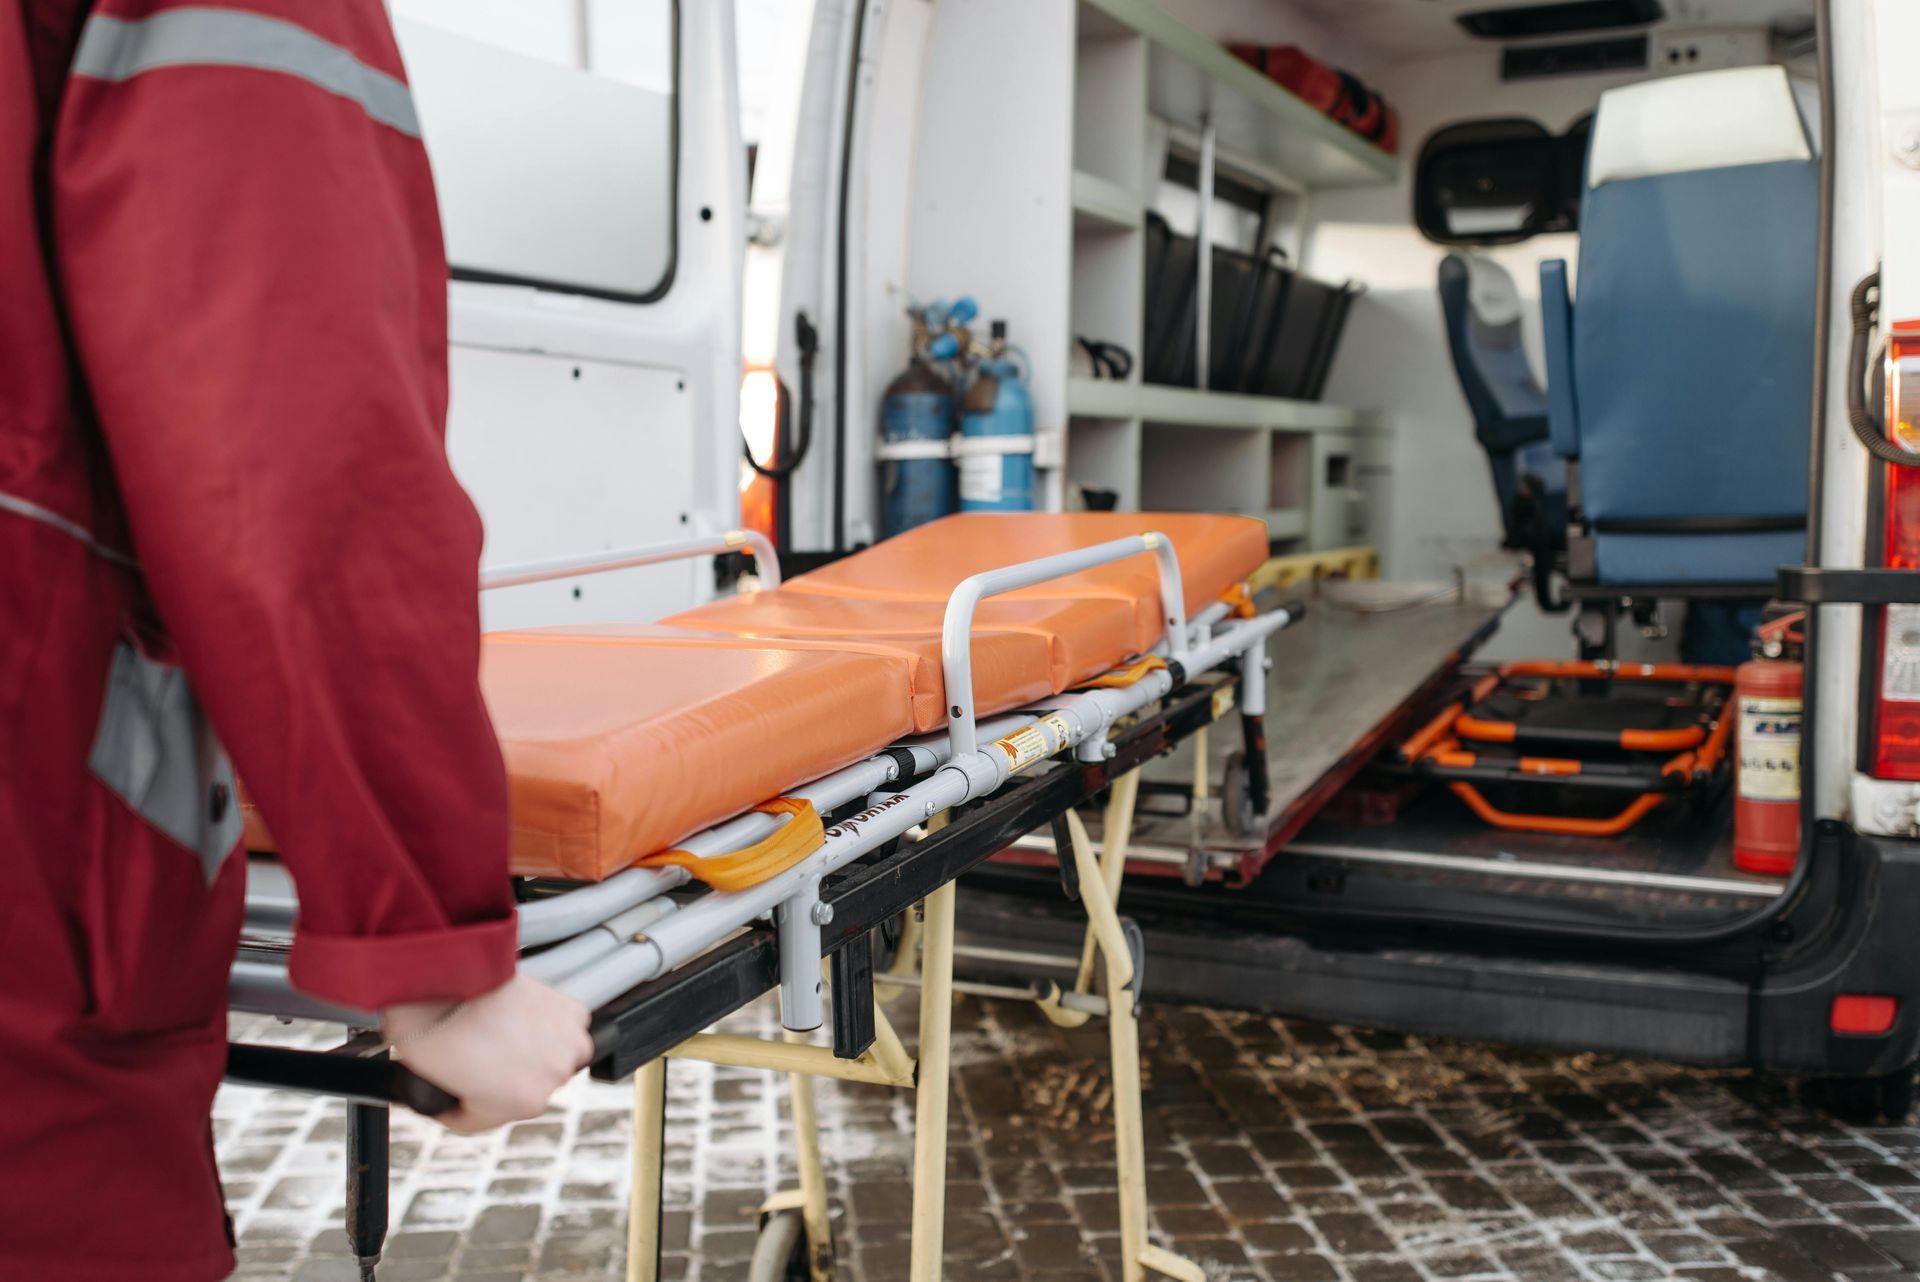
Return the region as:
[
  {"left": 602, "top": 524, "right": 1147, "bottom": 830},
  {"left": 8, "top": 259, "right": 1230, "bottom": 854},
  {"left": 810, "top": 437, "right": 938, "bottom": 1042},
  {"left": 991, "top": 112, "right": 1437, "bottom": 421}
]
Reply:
[{"left": 1734, "top": 613, "right": 1805, "bottom": 875}]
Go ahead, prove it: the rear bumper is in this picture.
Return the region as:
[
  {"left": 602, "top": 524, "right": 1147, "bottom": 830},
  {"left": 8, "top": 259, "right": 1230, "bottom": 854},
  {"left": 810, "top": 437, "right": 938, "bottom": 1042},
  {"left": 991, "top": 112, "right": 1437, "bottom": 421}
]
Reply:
[{"left": 961, "top": 822, "right": 1920, "bottom": 1077}]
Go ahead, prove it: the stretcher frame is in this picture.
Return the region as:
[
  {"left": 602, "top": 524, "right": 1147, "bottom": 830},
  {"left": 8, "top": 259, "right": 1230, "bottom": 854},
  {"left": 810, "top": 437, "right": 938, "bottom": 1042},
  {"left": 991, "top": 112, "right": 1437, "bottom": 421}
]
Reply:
[
  {"left": 225, "top": 527, "right": 1299, "bottom": 1282},
  {"left": 1395, "top": 660, "right": 1736, "bottom": 837}
]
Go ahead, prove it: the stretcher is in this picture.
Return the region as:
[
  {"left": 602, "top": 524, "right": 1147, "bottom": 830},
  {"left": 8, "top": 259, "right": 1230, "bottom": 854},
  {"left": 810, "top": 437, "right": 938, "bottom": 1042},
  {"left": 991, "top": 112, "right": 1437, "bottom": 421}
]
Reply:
[
  {"left": 224, "top": 512, "right": 1301, "bottom": 1282},
  {"left": 1396, "top": 660, "right": 1736, "bottom": 837}
]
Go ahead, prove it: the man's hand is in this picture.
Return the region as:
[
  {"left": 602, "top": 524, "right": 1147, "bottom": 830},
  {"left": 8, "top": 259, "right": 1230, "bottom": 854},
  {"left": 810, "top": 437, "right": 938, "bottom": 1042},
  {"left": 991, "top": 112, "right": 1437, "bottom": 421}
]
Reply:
[{"left": 381, "top": 975, "right": 593, "bottom": 1135}]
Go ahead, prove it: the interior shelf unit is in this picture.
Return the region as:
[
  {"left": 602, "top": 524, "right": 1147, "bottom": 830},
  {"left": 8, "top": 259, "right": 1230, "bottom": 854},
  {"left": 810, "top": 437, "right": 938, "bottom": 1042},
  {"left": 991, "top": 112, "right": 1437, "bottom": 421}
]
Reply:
[{"left": 905, "top": 0, "right": 1398, "bottom": 549}]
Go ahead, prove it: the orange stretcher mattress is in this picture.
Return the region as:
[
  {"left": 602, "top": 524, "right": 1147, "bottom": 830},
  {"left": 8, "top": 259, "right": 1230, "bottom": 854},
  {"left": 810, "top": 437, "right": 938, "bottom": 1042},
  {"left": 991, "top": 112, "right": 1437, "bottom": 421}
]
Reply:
[
  {"left": 245, "top": 514, "right": 1268, "bottom": 882},
  {"left": 785, "top": 513, "right": 1268, "bottom": 653}
]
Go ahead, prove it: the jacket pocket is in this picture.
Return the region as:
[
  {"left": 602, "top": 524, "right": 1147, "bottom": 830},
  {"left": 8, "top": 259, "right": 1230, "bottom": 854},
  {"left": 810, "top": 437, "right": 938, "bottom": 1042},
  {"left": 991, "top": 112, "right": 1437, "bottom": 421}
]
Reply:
[{"left": 88, "top": 640, "right": 244, "bottom": 881}]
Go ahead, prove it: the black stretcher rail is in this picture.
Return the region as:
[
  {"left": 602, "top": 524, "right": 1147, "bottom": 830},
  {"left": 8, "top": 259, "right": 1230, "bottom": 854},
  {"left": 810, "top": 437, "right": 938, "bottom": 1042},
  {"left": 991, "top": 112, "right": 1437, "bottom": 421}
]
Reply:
[
  {"left": 226, "top": 678, "right": 1226, "bottom": 1106},
  {"left": 1778, "top": 564, "right": 1920, "bottom": 605}
]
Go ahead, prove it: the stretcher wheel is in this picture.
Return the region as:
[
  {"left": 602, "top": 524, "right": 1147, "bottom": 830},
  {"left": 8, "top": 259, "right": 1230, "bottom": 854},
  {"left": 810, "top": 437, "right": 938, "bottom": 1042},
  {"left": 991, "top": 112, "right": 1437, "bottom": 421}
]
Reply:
[
  {"left": 747, "top": 1208, "right": 810, "bottom": 1282},
  {"left": 1220, "top": 749, "right": 1258, "bottom": 839}
]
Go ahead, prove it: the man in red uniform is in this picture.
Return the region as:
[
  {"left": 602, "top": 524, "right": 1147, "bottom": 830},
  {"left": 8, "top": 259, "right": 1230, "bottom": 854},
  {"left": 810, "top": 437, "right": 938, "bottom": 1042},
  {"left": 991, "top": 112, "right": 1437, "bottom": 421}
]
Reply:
[{"left": 0, "top": 2, "right": 592, "bottom": 1277}]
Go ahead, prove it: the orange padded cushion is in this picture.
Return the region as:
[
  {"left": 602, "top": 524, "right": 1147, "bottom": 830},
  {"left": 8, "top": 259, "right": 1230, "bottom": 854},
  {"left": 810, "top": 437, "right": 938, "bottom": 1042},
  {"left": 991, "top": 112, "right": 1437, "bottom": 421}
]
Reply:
[
  {"left": 666, "top": 591, "right": 1139, "bottom": 698},
  {"left": 244, "top": 514, "right": 1269, "bottom": 884},
  {"left": 784, "top": 513, "right": 1267, "bottom": 651},
  {"left": 482, "top": 629, "right": 917, "bottom": 881},
  {"left": 531, "top": 620, "right": 1052, "bottom": 736}
]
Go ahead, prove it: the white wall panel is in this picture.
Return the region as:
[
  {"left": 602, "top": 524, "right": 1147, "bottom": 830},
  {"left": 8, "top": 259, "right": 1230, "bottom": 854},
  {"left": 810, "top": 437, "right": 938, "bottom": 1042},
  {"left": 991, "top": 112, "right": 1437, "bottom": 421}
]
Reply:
[{"left": 448, "top": 346, "right": 701, "bottom": 630}]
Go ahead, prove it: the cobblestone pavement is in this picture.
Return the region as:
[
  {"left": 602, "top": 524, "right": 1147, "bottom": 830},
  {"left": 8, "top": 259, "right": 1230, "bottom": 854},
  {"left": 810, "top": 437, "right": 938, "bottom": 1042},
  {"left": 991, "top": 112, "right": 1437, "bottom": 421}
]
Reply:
[{"left": 223, "top": 996, "right": 1920, "bottom": 1282}]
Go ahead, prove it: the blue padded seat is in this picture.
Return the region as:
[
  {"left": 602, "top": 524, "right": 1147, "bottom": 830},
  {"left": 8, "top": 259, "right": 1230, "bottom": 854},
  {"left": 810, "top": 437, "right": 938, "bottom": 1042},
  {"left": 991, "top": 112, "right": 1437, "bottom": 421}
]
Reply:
[
  {"left": 1539, "top": 65, "right": 1816, "bottom": 587},
  {"left": 1437, "top": 252, "right": 1567, "bottom": 550}
]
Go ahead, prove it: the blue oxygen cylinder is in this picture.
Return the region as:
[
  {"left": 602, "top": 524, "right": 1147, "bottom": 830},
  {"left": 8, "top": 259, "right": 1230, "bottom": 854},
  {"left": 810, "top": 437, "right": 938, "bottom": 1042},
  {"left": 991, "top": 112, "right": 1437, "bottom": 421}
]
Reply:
[
  {"left": 957, "top": 320, "right": 1035, "bottom": 512},
  {"left": 879, "top": 350, "right": 957, "bottom": 535}
]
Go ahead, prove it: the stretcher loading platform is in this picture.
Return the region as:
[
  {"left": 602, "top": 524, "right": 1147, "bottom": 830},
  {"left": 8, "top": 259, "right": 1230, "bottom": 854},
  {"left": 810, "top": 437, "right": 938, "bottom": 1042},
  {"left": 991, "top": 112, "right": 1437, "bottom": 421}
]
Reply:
[{"left": 998, "top": 573, "right": 1513, "bottom": 887}]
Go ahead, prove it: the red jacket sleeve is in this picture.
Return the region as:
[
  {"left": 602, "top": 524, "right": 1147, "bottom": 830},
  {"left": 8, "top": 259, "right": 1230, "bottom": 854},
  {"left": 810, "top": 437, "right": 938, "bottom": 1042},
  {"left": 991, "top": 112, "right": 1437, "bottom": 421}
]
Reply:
[{"left": 50, "top": 0, "right": 516, "bottom": 1010}]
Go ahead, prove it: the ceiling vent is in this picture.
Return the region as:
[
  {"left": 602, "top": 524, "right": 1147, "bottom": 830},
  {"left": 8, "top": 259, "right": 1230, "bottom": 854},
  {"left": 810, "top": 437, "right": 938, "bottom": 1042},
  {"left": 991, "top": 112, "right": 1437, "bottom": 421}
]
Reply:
[
  {"left": 1458, "top": 0, "right": 1665, "bottom": 40},
  {"left": 1502, "top": 34, "right": 1650, "bottom": 79}
]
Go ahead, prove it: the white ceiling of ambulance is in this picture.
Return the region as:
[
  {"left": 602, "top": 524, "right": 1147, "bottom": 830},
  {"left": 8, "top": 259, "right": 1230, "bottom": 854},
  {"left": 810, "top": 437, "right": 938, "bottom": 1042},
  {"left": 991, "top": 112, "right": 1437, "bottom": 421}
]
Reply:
[{"left": 1282, "top": 0, "right": 1814, "bottom": 59}]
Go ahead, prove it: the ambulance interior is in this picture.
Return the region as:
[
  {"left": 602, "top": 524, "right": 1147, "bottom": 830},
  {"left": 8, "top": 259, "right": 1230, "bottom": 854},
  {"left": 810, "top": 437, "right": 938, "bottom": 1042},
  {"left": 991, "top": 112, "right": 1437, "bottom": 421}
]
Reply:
[
  {"left": 809, "top": 0, "right": 1828, "bottom": 1000},
  {"left": 387, "top": 0, "right": 1845, "bottom": 1071}
]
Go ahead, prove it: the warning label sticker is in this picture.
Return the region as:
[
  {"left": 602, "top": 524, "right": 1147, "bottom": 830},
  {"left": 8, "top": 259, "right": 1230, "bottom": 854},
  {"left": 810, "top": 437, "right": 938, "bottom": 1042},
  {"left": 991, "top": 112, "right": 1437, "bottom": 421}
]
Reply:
[
  {"left": 996, "top": 725, "right": 1050, "bottom": 772},
  {"left": 1737, "top": 695, "right": 1801, "bottom": 802},
  {"left": 1211, "top": 685, "right": 1236, "bottom": 720}
]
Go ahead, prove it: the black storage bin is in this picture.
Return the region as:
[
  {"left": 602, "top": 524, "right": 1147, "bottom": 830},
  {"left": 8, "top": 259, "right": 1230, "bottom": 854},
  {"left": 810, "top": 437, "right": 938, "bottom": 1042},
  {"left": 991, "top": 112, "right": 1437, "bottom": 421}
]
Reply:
[
  {"left": 1196, "top": 244, "right": 1289, "bottom": 392},
  {"left": 1142, "top": 213, "right": 1197, "bottom": 386},
  {"left": 1253, "top": 275, "right": 1362, "bottom": 400},
  {"left": 1226, "top": 249, "right": 1295, "bottom": 393},
  {"left": 1144, "top": 211, "right": 1360, "bottom": 399},
  {"left": 1145, "top": 221, "right": 1291, "bottom": 392},
  {"left": 1301, "top": 281, "right": 1363, "bottom": 400}
]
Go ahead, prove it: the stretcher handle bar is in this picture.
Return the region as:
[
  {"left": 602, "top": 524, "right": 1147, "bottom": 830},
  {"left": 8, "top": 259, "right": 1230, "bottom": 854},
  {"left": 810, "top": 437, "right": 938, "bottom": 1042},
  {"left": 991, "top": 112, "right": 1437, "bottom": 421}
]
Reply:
[
  {"left": 669, "top": 713, "right": 1031, "bottom": 859},
  {"left": 942, "top": 533, "right": 1187, "bottom": 760},
  {"left": 480, "top": 529, "right": 781, "bottom": 592},
  {"left": 229, "top": 957, "right": 376, "bottom": 1025},
  {"left": 517, "top": 865, "right": 690, "bottom": 948},
  {"left": 226, "top": 1044, "right": 458, "bottom": 1117}
]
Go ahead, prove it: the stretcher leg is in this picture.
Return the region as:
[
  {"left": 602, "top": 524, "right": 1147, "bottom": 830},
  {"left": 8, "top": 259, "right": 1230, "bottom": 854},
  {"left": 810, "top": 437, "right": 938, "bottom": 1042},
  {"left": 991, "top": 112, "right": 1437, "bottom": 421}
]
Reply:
[
  {"left": 626, "top": 1056, "right": 668, "bottom": 1282},
  {"left": 1042, "top": 769, "right": 1142, "bottom": 1030},
  {"left": 1186, "top": 727, "right": 1210, "bottom": 885},
  {"left": 908, "top": 879, "right": 957, "bottom": 1282},
  {"left": 1062, "top": 809, "right": 1203, "bottom": 1282},
  {"left": 345, "top": 1097, "right": 389, "bottom": 1282},
  {"left": 784, "top": 1030, "right": 836, "bottom": 1282}
]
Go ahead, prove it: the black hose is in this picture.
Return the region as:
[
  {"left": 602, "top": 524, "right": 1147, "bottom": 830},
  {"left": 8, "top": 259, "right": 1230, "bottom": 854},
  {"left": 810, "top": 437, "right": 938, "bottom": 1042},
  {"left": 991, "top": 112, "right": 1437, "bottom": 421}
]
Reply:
[
  {"left": 744, "top": 311, "right": 819, "bottom": 480},
  {"left": 1847, "top": 272, "right": 1917, "bottom": 467},
  {"left": 830, "top": 0, "right": 869, "bottom": 553},
  {"left": 1806, "top": 0, "right": 1836, "bottom": 558}
]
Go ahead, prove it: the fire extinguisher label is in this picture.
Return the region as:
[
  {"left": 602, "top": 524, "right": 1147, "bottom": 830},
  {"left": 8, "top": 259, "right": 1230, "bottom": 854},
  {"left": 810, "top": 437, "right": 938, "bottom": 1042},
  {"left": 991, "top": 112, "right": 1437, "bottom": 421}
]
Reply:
[{"left": 1737, "top": 695, "right": 1801, "bottom": 802}]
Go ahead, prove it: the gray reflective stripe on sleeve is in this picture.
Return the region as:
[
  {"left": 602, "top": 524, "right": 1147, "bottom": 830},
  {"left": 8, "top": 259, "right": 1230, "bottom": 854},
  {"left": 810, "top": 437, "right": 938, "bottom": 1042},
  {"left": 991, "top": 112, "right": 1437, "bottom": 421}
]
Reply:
[
  {"left": 71, "top": 7, "right": 421, "bottom": 138},
  {"left": 0, "top": 489, "right": 140, "bottom": 570}
]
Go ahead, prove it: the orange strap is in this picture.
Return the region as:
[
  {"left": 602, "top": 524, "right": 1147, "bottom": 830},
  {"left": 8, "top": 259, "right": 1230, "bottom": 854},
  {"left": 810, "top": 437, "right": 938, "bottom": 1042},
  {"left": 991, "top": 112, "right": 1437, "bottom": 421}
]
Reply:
[
  {"left": 1219, "top": 583, "right": 1258, "bottom": 619},
  {"left": 1618, "top": 724, "right": 1708, "bottom": 753},
  {"left": 1075, "top": 655, "right": 1170, "bottom": 690},
  {"left": 1694, "top": 704, "right": 1736, "bottom": 774},
  {"left": 1398, "top": 674, "right": 1498, "bottom": 763},
  {"left": 638, "top": 797, "right": 823, "bottom": 892},
  {"left": 1447, "top": 782, "right": 1667, "bottom": 837}
]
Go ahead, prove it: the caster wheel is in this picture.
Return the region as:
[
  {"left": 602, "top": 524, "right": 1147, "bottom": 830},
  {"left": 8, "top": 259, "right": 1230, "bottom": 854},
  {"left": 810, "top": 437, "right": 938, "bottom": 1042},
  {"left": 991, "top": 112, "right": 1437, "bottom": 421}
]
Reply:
[
  {"left": 1220, "top": 749, "right": 1258, "bottom": 838},
  {"left": 747, "top": 1208, "right": 811, "bottom": 1282},
  {"left": 1809, "top": 1065, "right": 1918, "bottom": 1125},
  {"left": 1181, "top": 847, "right": 1207, "bottom": 887}
]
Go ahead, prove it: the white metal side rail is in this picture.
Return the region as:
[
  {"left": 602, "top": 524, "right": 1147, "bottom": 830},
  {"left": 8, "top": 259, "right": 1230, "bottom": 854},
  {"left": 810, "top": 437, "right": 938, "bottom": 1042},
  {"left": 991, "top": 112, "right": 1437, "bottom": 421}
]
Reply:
[{"left": 226, "top": 529, "right": 1300, "bottom": 1282}]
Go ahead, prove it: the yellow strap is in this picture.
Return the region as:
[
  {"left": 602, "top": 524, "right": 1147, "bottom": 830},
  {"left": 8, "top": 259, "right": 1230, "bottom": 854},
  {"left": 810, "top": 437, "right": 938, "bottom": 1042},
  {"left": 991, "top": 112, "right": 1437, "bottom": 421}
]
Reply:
[
  {"left": 1220, "top": 582, "right": 1257, "bottom": 619},
  {"left": 637, "top": 797, "right": 824, "bottom": 892},
  {"left": 1074, "top": 655, "right": 1169, "bottom": 690}
]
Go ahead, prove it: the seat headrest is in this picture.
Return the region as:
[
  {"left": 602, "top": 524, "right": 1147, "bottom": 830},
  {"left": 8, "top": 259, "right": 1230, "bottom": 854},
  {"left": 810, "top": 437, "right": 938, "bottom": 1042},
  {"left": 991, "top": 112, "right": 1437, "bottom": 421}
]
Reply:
[
  {"left": 1459, "top": 253, "right": 1523, "bottom": 328},
  {"left": 1588, "top": 65, "right": 1810, "bottom": 189}
]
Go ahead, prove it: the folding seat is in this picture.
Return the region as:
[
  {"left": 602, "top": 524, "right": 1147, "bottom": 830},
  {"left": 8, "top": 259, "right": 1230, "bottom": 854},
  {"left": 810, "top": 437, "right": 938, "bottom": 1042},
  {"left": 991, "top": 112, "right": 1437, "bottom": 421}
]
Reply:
[
  {"left": 1539, "top": 65, "right": 1816, "bottom": 592},
  {"left": 1437, "top": 251, "right": 1568, "bottom": 568}
]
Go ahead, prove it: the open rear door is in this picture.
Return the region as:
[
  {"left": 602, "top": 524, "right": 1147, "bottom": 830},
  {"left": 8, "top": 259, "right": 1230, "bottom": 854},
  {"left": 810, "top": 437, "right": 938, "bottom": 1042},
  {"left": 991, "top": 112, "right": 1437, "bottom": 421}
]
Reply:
[{"left": 392, "top": 1, "right": 745, "bottom": 628}]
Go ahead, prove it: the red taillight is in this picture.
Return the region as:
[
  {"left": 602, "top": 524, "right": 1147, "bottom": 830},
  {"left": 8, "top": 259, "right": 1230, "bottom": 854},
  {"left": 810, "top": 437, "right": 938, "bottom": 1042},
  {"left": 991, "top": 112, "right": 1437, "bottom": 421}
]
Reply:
[
  {"left": 1869, "top": 327, "right": 1920, "bottom": 778},
  {"left": 1831, "top": 994, "right": 1900, "bottom": 1036}
]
